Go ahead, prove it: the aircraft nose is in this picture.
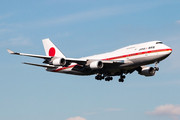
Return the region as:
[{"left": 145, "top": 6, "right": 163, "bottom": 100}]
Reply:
[
  {"left": 164, "top": 43, "right": 172, "bottom": 55},
  {"left": 167, "top": 48, "right": 172, "bottom": 55}
]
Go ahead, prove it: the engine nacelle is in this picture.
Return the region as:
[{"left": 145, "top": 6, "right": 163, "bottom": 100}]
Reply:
[
  {"left": 139, "top": 66, "right": 156, "bottom": 77},
  {"left": 89, "top": 61, "right": 104, "bottom": 69},
  {"left": 52, "top": 58, "right": 66, "bottom": 66}
]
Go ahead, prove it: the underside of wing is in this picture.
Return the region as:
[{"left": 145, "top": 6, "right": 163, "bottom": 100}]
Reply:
[
  {"left": 65, "top": 58, "right": 87, "bottom": 65},
  {"left": 101, "top": 60, "right": 133, "bottom": 64},
  {"left": 23, "top": 62, "right": 57, "bottom": 68}
]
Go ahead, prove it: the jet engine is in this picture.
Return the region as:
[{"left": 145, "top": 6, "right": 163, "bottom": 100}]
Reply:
[
  {"left": 138, "top": 66, "right": 156, "bottom": 77},
  {"left": 52, "top": 58, "right": 66, "bottom": 66},
  {"left": 90, "top": 61, "right": 104, "bottom": 69}
]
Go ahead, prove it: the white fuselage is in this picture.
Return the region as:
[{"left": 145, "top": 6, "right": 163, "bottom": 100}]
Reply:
[{"left": 47, "top": 41, "right": 172, "bottom": 75}]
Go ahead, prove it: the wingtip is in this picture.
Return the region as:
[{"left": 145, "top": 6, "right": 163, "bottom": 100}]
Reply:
[
  {"left": 7, "top": 49, "right": 20, "bottom": 55},
  {"left": 7, "top": 49, "right": 14, "bottom": 54}
]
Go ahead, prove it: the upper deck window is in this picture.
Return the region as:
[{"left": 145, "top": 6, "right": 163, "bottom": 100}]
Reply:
[
  {"left": 126, "top": 46, "right": 135, "bottom": 49},
  {"left": 156, "top": 42, "right": 163, "bottom": 44}
]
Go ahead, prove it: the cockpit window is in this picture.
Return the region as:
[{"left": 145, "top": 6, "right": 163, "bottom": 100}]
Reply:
[{"left": 156, "top": 42, "right": 163, "bottom": 44}]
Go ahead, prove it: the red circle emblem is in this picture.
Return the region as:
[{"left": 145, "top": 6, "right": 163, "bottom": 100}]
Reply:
[{"left": 49, "top": 47, "right": 56, "bottom": 56}]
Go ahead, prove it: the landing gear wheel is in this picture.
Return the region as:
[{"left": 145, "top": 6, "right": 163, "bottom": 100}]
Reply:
[
  {"left": 95, "top": 75, "right": 103, "bottom": 80},
  {"left": 119, "top": 79, "right": 124, "bottom": 82},
  {"left": 122, "top": 75, "right": 126, "bottom": 79},
  {"left": 119, "top": 74, "right": 126, "bottom": 82},
  {"left": 155, "top": 61, "right": 160, "bottom": 71},
  {"left": 105, "top": 76, "right": 113, "bottom": 81},
  {"left": 105, "top": 77, "right": 109, "bottom": 81},
  {"left": 154, "top": 67, "right": 159, "bottom": 71}
]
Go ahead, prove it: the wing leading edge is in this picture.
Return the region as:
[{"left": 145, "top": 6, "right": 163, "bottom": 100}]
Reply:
[{"left": 7, "top": 49, "right": 51, "bottom": 59}]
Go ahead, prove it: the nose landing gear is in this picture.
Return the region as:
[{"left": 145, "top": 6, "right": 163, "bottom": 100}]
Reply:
[{"left": 154, "top": 61, "right": 159, "bottom": 71}]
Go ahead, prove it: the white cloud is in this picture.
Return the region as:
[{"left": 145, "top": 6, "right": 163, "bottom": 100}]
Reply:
[
  {"left": 37, "top": 3, "right": 154, "bottom": 26},
  {"left": 0, "top": 28, "right": 13, "bottom": 33},
  {"left": 66, "top": 116, "right": 86, "bottom": 120},
  {"left": 0, "top": 29, "right": 13, "bottom": 36},
  {"left": 105, "top": 108, "right": 122, "bottom": 111},
  {"left": 147, "top": 104, "right": 180, "bottom": 120},
  {"left": 0, "top": 37, "right": 31, "bottom": 47},
  {"left": 83, "top": 112, "right": 97, "bottom": 115},
  {"left": 56, "top": 32, "right": 71, "bottom": 38},
  {"left": 176, "top": 20, "right": 180, "bottom": 24},
  {"left": 40, "top": 7, "right": 121, "bottom": 25},
  {"left": 0, "top": 13, "right": 13, "bottom": 20},
  {"left": 83, "top": 108, "right": 122, "bottom": 115}
]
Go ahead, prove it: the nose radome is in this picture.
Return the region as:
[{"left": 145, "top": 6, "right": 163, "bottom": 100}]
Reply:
[
  {"left": 169, "top": 48, "right": 172, "bottom": 54},
  {"left": 166, "top": 47, "right": 172, "bottom": 56},
  {"left": 164, "top": 44, "right": 172, "bottom": 54}
]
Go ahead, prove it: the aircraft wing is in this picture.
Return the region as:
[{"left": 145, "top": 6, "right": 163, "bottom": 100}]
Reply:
[
  {"left": 65, "top": 58, "right": 131, "bottom": 65},
  {"left": 7, "top": 49, "right": 87, "bottom": 64},
  {"left": 7, "top": 49, "right": 51, "bottom": 59},
  {"left": 7, "top": 49, "right": 132, "bottom": 66},
  {"left": 101, "top": 60, "right": 132, "bottom": 64},
  {"left": 65, "top": 58, "right": 87, "bottom": 65}
]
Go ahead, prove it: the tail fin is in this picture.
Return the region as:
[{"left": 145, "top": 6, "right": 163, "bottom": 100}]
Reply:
[{"left": 42, "top": 38, "right": 66, "bottom": 58}]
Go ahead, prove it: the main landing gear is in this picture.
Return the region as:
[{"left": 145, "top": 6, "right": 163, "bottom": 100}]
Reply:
[
  {"left": 95, "top": 74, "right": 104, "bottom": 80},
  {"left": 95, "top": 74, "right": 113, "bottom": 81},
  {"left": 95, "top": 73, "right": 126, "bottom": 82},
  {"left": 105, "top": 76, "right": 113, "bottom": 81},
  {"left": 119, "top": 74, "right": 126, "bottom": 82}
]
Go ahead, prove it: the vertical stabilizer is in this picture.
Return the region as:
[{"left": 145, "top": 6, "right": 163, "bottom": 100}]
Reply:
[{"left": 42, "top": 38, "right": 66, "bottom": 58}]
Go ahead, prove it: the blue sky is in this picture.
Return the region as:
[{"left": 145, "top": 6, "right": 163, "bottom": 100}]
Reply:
[{"left": 1, "top": 0, "right": 180, "bottom": 120}]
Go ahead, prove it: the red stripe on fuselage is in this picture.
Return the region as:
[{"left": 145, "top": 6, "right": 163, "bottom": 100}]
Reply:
[{"left": 52, "top": 48, "right": 172, "bottom": 72}]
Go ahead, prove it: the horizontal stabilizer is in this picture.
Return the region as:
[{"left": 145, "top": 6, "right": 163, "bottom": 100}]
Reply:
[{"left": 23, "top": 62, "right": 57, "bottom": 68}]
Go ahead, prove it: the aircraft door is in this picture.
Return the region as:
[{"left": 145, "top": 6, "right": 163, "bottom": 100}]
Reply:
[{"left": 126, "top": 46, "right": 137, "bottom": 60}]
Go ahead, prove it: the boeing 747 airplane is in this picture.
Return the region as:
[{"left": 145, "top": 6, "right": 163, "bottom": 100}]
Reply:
[{"left": 7, "top": 39, "right": 172, "bottom": 82}]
